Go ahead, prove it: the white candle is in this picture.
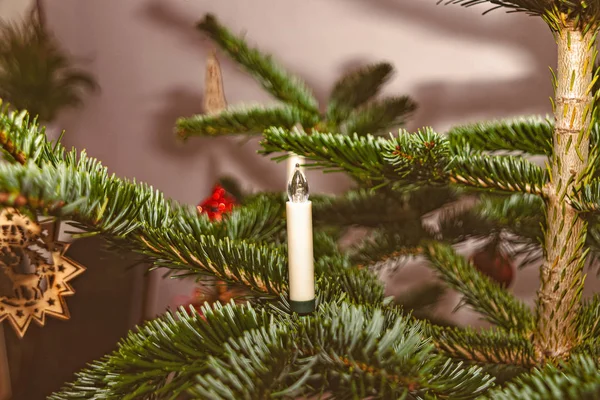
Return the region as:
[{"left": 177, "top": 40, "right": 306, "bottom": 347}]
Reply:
[{"left": 286, "top": 164, "right": 315, "bottom": 315}]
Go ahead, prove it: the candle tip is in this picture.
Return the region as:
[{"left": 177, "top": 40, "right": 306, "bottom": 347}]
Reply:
[{"left": 287, "top": 166, "right": 309, "bottom": 203}]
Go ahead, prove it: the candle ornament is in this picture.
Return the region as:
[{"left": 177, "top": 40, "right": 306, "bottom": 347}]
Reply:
[{"left": 286, "top": 164, "right": 315, "bottom": 315}]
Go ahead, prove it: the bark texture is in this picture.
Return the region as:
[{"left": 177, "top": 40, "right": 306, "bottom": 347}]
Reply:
[{"left": 535, "top": 28, "right": 595, "bottom": 359}]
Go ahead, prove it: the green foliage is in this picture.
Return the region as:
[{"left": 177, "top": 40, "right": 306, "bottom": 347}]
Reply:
[
  {"left": 189, "top": 324, "right": 305, "bottom": 399},
  {"left": 342, "top": 96, "right": 417, "bottom": 136},
  {"left": 350, "top": 222, "right": 428, "bottom": 266},
  {"left": 176, "top": 106, "right": 319, "bottom": 139},
  {"left": 384, "top": 128, "right": 450, "bottom": 184},
  {"left": 326, "top": 62, "right": 394, "bottom": 124},
  {"left": 439, "top": 0, "right": 600, "bottom": 31},
  {"left": 313, "top": 186, "right": 456, "bottom": 227},
  {"left": 52, "top": 300, "right": 496, "bottom": 399},
  {"left": 489, "top": 355, "right": 600, "bottom": 400},
  {"left": 0, "top": 13, "right": 97, "bottom": 122},
  {"left": 576, "top": 295, "right": 600, "bottom": 342},
  {"left": 50, "top": 303, "right": 274, "bottom": 400},
  {"left": 297, "top": 302, "right": 495, "bottom": 399},
  {"left": 263, "top": 126, "right": 548, "bottom": 195},
  {"left": 428, "top": 325, "right": 536, "bottom": 368},
  {"left": 438, "top": 194, "right": 544, "bottom": 244},
  {"left": 450, "top": 153, "right": 547, "bottom": 194},
  {"left": 6, "top": 2, "right": 600, "bottom": 394},
  {"left": 197, "top": 14, "right": 319, "bottom": 115},
  {"left": 261, "top": 127, "right": 395, "bottom": 184},
  {"left": 448, "top": 117, "right": 552, "bottom": 155},
  {"left": 424, "top": 243, "right": 534, "bottom": 333},
  {"left": 180, "top": 14, "right": 416, "bottom": 142}
]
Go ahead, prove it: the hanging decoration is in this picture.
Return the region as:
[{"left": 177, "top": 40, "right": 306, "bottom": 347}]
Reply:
[
  {"left": 0, "top": 208, "right": 85, "bottom": 337},
  {"left": 197, "top": 184, "right": 237, "bottom": 221},
  {"left": 470, "top": 240, "right": 514, "bottom": 288},
  {"left": 203, "top": 49, "right": 227, "bottom": 115}
]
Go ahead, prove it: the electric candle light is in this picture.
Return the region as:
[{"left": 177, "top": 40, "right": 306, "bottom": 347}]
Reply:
[{"left": 286, "top": 164, "right": 315, "bottom": 315}]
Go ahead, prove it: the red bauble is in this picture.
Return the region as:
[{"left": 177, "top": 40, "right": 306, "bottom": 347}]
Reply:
[
  {"left": 197, "top": 184, "right": 236, "bottom": 221},
  {"left": 470, "top": 243, "right": 515, "bottom": 288}
]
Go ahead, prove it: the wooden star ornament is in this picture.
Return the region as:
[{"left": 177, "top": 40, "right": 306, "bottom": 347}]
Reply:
[{"left": 0, "top": 208, "right": 85, "bottom": 338}]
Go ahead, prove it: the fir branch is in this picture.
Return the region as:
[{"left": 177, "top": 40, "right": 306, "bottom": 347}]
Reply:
[
  {"left": 197, "top": 14, "right": 319, "bottom": 115},
  {"left": 54, "top": 301, "right": 494, "bottom": 400},
  {"left": 350, "top": 222, "right": 427, "bottom": 267},
  {"left": 438, "top": 1, "right": 600, "bottom": 31},
  {"left": 383, "top": 127, "right": 450, "bottom": 184},
  {"left": 424, "top": 242, "right": 534, "bottom": 333},
  {"left": 299, "top": 302, "right": 495, "bottom": 399},
  {"left": 571, "top": 178, "right": 600, "bottom": 213},
  {"left": 315, "top": 255, "right": 387, "bottom": 306},
  {"left": 438, "top": 194, "right": 544, "bottom": 243},
  {"left": 314, "top": 186, "right": 457, "bottom": 228},
  {"left": 447, "top": 116, "right": 553, "bottom": 155},
  {"left": 189, "top": 325, "right": 309, "bottom": 399},
  {"left": 261, "top": 127, "right": 395, "bottom": 184},
  {"left": 489, "top": 354, "right": 600, "bottom": 400},
  {"left": 0, "top": 104, "right": 62, "bottom": 165},
  {"left": 204, "top": 193, "right": 286, "bottom": 243},
  {"left": 313, "top": 189, "right": 413, "bottom": 227},
  {"left": 428, "top": 325, "right": 536, "bottom": 368},
  {"left": 0, "top": 159, "right": 290, "bottom": 296},
  {"left": 576, "top": 294, "right": 600, "bottom": 342},
  {"left": 450, "top": 153, "right": 548, "bottom": 195},
  {"left": 343, "top": 96, "right": 417, "bottom": 136},
  {"left": 326, "top": 62, "right": 394, "bottom": 124},
  {"left": 50, "top": 303, "right": 278, "bottom": 400},
  {"left": 176, "top": 105, "right": 319, "bottom": 139}
]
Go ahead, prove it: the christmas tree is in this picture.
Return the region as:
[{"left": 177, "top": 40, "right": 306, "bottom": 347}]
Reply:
[
  {"left": 0, "top": 0, "right": 598, "bottom": 397},
  {"left": 182, "top": 14, "right": 463, "bottom": 321}
]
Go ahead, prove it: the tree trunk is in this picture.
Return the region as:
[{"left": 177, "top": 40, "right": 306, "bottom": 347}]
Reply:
[{"left": 535, "top": 28, "right": 596, "bottom": 359}]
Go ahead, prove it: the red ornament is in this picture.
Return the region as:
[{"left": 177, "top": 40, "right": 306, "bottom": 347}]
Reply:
[
  {"left": 197, "top": 184, "right": 236, "bottom": 221},
  {"left": 470, "top": 242, "right": 514, "bottom": 288}
]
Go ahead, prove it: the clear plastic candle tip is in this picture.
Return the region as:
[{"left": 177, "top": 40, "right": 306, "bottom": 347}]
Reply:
[{"left": 288, "top": 164, "right": 309, "bottom": 203}]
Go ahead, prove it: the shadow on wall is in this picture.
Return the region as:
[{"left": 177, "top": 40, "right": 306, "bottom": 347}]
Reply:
[
  {"left": 142, "top": 0, "right": 555, "bottom": 137},
  {"left": 358, "top": 0, "right": 555, "bottom": 130}
]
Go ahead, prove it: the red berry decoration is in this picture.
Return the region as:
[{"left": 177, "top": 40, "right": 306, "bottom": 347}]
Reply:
[
  {"left": 197, "top": 184, "right": 237, "bottom": 221},
  {"left": 470, "top": 242, "right": 514, "bottom": 288}
]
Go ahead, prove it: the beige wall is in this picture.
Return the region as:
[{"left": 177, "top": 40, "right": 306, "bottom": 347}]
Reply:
[
  {"left": 41, "top": 1, "right": 561, "bottom": 323},
  {"left": 0, "top": 0, "right": 33, "bottom": 19}
]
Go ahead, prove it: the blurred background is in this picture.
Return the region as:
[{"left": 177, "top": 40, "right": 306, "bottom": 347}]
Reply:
[{"left": 0, "top": 0, "right": 559, "bottom": 398}]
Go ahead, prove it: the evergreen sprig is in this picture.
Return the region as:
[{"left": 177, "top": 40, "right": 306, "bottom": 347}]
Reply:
[
  {"left": 448, "top": 116, "right": 553, "bottom": 155},
  {"left": 298, "top": 302, "right": 495, "bottom": 399},
  {"left": 424, "top": 243, "right": 535, "bottom": 333},
  {"left": 326, "top": 62, "right": 394, "bottom": 124},
  {"left": 342, "top": 96, "right": 417, "bottom": 136},
  {"left": 383, "top": 127, "right": 450, "bottom": 184},
  {"left": 428, "top": 325, "right": 536, "bottom": 368},
  {"left": 350, "top": 223, "right": 428, "bottom": 266},
  {"left": 197, "top": 14, "right": 319, "bottom": 115},
  {"left": 53, "top": 300, "right": 495, "bottom": 399},
  {"left": 450, "top": 153, "right": 548, "bottom": 195},
  {"left": 489, "top": 354, "right": 600, "bottom": 400},
  {"left": 438, "top": 194, "right": 544, "bottom": 244},
  {"left": 571, "top": 178, "right": 600, "bottom": 213},
  {"left": 50, "top": 303, "right": 279, "bottom": 400},
  {"left": 439, "top": 1, "right": 600, "bottom": 31},
  {"left": 261, "top": 127, "right": 395, "bottom": 184},
  {"left": 576, "top": 295, "right": 600, "bottom": 342},
  {"left": 176, "top": 106, "right": 319, "bottom": 139}
]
